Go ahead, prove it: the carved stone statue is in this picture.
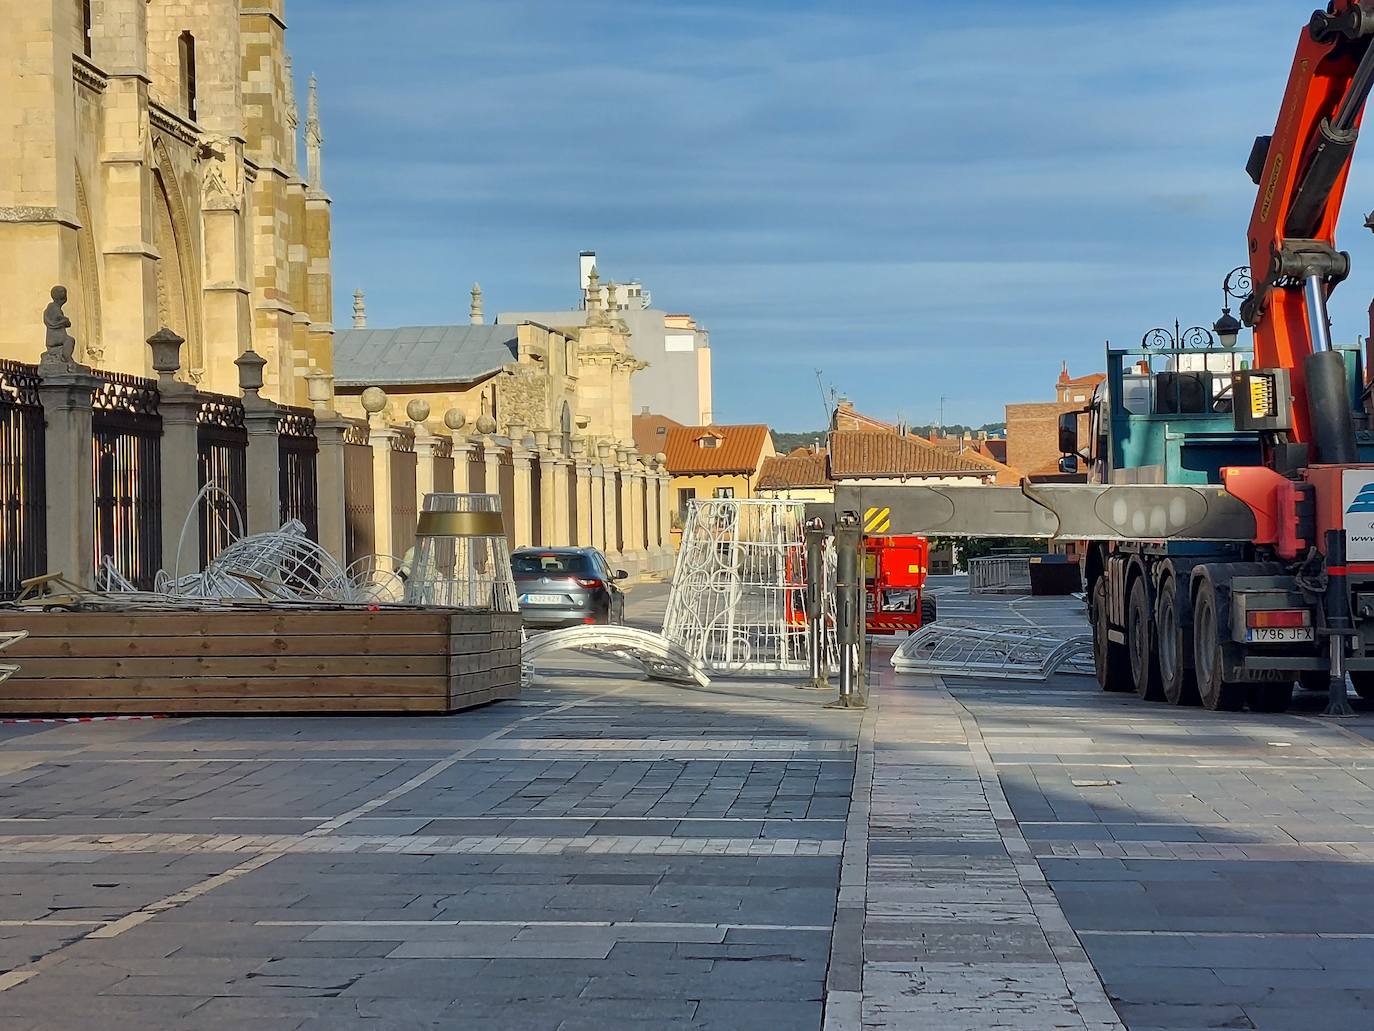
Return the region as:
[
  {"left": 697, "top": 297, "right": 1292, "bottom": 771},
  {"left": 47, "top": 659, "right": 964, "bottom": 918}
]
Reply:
[{"left": 42, "top": 286, "right": 77, "bottom": 366}]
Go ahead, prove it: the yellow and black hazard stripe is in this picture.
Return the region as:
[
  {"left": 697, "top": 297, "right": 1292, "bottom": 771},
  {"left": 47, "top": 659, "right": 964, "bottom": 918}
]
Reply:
[{"left": 863, "top": 506, "right": 891, "bottom": 535}]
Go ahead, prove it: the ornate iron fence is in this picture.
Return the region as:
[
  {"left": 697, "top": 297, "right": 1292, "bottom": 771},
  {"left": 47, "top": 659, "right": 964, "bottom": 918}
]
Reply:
[
  {"left": 91, "top": 372, "right": 162, "bottom": 589},
  {"left": 0, "top": 361, "right": 46, "bottom": 601},
  {"left": 391, "top": 428, "right": 417, "bottom": 559},
  {"left": 343, "top": 418, "right": 374, "bottom": 565},
  {"left": 278, "top": 406, "right": 319, "bottom": 540},
  {"left": 196, "top": 392, "right": 247, "bottom": 569}
]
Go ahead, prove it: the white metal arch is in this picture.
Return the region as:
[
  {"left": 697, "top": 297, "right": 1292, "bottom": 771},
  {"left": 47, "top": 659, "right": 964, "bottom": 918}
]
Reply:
[{"left": 521, "top": 626, "right": 712, "bottom": 687}]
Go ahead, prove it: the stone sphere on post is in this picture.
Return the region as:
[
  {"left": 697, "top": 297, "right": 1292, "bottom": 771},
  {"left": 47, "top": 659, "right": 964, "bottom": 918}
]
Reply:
[
  {"left": 234, "top": 349, "right": 267, "bottom": 400},
  {"left": 305, "top": 368, "right": 334, "bottom": 413},
  {"left": 654, "top": 451, "right": 668, "bottom": 467},
  {"left": 147, "top": 328, "right": 185, "bottom": 385},
  {"left": 476, "top": 412, "right": 497, "bottom": 436},
  {"left": 443, "top": 408, "right": 467, "bottom": 433},
  {"left": 360, "top": 386, "right": 388, "bottom": 415},
  {"left": 405, "top": 398, "right": 431, "bottom": 425}
]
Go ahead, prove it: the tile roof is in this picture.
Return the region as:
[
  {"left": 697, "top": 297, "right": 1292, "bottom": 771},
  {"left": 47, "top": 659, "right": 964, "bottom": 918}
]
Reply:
[
  {"left": 757, "top": 453, "right": 830, "bottom": 490},
  {"left": 664, "top": 424, "right": 773, "bottom": 475},
  {"left": 333, "top": 325, "right": 519, "bottom": 387},
  {"left": 829, "top": 431, "right": 994, "bottom": 480},
  {"left": 632, "top": 412, "right": 684, "bottom": 459}
]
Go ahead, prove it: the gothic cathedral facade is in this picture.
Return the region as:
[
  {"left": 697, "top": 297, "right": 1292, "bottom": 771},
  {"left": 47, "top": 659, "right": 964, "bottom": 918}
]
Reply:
[{"left": 0, "top": 0, "right": 333, "bottom": 404}]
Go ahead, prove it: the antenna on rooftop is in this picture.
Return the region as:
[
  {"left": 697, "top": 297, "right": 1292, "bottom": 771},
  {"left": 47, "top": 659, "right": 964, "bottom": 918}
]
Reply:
[{"left": 814, "top": 369, "right": 836, "bottom": 426}]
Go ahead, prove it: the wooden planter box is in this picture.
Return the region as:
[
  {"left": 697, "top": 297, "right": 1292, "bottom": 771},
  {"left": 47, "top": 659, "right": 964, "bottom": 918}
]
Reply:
[{"left": 0, "top": 608, "right": 521, "bottom": 716}]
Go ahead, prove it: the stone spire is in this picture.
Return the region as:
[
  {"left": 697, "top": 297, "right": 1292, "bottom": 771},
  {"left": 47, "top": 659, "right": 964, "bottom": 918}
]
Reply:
[
  {"left": 470, "top": 283, "right": 484, "bottom": 325},
  {"left": 305, "top": 74, "right": 323, "bottom": 188},
  {"left": 283, "top": 55, "right": 300, "bottom": 174},
  {"left": 352, "top": 289, "right": 367, "bottom": 329},
  {"left": 586, "top": 266, "right": 608, "bottom": 328}
]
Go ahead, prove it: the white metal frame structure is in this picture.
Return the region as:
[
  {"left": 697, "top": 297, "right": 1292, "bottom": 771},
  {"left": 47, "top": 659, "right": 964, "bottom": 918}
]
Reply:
[
  {"left": 662, "top": 499, "right": 833, "bottom": 675},
  {"left": 967, "top": 555, "right": 1035, "bottom": 595},
  {"left": 404, "top": 493, "right": 518, "bottom": 612},
  {"left": 0, "top": 630, "right": 29, "bottom": 685},
  {"left": 521, "top": 625, "right": 712, "bottom": 687},
  {"left": 891, "top": 620, "right": 1093, "bottom": 681}
]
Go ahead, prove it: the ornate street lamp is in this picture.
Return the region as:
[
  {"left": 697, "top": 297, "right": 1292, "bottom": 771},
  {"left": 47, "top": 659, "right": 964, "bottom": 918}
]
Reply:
[
  {"left": 1142, "top": 320, "right": 1216, "bottom": 351},
  {"left": 1212, "top": 265, "right": 1251, "bottom": 349}
]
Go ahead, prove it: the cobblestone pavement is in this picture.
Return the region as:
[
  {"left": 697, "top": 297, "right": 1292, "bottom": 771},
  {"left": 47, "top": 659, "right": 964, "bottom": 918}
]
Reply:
[
  {"left": 11, "top": 580, "right": 1374, "bottom": 1029},
  {"left": 869, "top": 581, "right": 1374, "bottom": 1031},
  {"left": 0, "top": 585, "right": 862, "bottom": 1030}
]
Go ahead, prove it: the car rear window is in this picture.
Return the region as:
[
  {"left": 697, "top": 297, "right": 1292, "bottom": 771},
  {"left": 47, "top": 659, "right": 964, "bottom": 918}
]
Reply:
[{"left": 513, "top": 553, "right": 594, "bottom": 577}]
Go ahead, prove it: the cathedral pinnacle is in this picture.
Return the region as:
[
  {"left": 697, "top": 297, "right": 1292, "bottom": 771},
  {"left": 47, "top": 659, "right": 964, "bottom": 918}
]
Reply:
[
  {"left": 470, "top": 283, "right": 484, "bottom": 325},
  {"left": 305, "top": 74, "right": 324, "bottom": 188},
  {"left": 353, "top": 289, "right": 367, "bottom": 329}
]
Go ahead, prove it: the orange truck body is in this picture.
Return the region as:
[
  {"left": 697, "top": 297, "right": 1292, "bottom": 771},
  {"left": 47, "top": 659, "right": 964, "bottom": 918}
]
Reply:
[{"left": 865, "top": 535, "right": 930, "bottom": 635}]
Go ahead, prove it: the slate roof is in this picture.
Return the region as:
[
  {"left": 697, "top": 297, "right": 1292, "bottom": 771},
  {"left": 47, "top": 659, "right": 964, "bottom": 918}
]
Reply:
[
  {"left": 757, "top": 453, "right": 830, "bottom": 490},
  {"left": 332, "top": 325, "right": 520, "bottom": 387},
  {"left": 664, "top": 424, "right": 773, "bottom": 475},
  {"left": 829, "top": 431, "right": 993, "bottom": 480}
]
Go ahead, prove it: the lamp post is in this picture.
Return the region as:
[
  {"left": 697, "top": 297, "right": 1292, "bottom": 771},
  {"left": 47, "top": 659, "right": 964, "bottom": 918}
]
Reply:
[
  {"left": 1141, "top": 320, "right": 1216, "bottom": 351},
  {"left": 1212, "top": 265, "right": 1251, "bottom": 349}
]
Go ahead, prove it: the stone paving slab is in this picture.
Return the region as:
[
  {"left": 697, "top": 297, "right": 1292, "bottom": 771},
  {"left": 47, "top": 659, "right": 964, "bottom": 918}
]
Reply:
[
  {"left": 935, "top": 583, "right": 1374, "bottom": 1031},
  {"left": 0, "top": 587, "right": 860, "bottom": 1029},
  {"left": 848, "top": 657, "right": 1123, "bottom": 1031}
]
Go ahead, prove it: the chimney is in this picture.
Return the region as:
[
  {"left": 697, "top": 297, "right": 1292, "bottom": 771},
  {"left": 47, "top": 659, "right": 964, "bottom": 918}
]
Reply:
[
  {"left": 352, "top": 289, "right": 366, "bottom": 329},
  {"left": 470, "top": 283, "right": 484, "bottom": 325}
]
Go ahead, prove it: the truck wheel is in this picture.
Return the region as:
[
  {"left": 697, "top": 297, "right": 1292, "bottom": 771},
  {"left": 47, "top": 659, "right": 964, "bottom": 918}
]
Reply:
[
  {"left": 1192, "top": 579, "right": 1246, "bottom": 712},
  {"left": 1350, "top": 671, "right": 1374, "bottom": 701},
  {"left": 1249, "top": 681, "right": 1294, "bottom": 713},
  {"left": 1128, "top": 577, "right": 1164, "bottom": 701},
  {"left": 1091, "top": 577, "right": 1131, "bottom": 693},
  {"left": 920, "top": 597, "right": 937, "bottom": 626},
  {"left": 1156, "top": 575, "right": 1199, "bottom": 706}
]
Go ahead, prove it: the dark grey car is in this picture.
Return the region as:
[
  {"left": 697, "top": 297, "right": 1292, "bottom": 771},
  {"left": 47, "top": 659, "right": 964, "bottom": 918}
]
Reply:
[{"left": 512, "top": 547, "right": 627, "bottom": 628}]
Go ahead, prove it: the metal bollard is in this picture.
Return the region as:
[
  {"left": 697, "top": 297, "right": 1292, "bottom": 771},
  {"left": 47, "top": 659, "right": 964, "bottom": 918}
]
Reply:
[
  {"left": 830, "top": 513, "right": 866, "bottom": 709},
  {"left": 805, "top": 524, "right": 829, "bottom": 691}
]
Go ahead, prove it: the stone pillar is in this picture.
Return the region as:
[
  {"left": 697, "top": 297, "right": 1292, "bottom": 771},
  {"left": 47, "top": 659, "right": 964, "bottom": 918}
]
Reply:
[
  {"left": 368, "top": 420, "right": 398, "bottom": 571},
  {"left": 550, "top": 433, "right": 572, "bottom": 547},
  {"left": 537, "top": 444, "right": 557, "bottom": 548},
  {"left": 451, "top": 436, "right": 473, "bottom": 494},
  {"left": 618, "top": 448, "right": 641, "bottom": 571},
  {"left": 657, "top": 469, "right": 673, "bottom": 562},
  {"left": 599, "top": 441, "right": 622, "bottom": 565},
  {"left": 149, "top": 332, "right": 203, "bottom": 577},
  {"left": 306, "top": 369, "right": 347, "bottom": 566},
  {"left": 409, "top": 400, "right": 437, "bottom": 512},
  {"left": 36, "top": 365, "right": 101, "bottom": 587},
  {"left": 589, "top": 455, "right": 606, "bottom": 554},
  {"left": 640, "top": 463, "right": 659, "bottom": 570},
  {"left": 573, "top": 437, "right": 593, "bottom": 548},
  {"left": 483, "top": 437, "right": 505, "bottom": 541},
  {"left": 314, "top": 413, "right": 348, "bottom": 566},
  {"left": 236, "top": 350, "right": 281, "bottom": 536},
  {"left": 508, "top": 420, "right": 533, "bottom": 548},
  {"left": 629, "top": 458, "right": 648, "bottom": 567}
]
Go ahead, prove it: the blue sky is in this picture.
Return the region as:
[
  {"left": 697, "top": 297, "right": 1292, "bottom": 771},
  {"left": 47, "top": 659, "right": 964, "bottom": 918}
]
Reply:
[{"left": 289, "top": 0, "right": 1374, "bottom": 431}]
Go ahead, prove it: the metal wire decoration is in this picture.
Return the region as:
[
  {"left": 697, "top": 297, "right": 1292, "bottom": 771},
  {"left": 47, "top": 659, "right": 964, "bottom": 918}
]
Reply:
[
  {"left": 403, "top": 493, "right": 518, "bottom": 612},
  {"left": 891, "top": 621, "right": 1093, "bottom": 681},
  {"left": 662, "top": 499, "right": 836, "bottom": 675}
]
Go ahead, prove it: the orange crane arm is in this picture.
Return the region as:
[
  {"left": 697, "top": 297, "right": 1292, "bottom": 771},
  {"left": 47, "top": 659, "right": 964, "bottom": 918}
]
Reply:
[{"left": 1244, "top": 1, "right": 1374, "bottom": 452}]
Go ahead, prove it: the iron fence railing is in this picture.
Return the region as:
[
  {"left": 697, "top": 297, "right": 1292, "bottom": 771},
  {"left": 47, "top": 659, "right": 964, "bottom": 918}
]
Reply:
[
  {"left": 196, "top": 392, "right": 247, "bottom": 568},
  {"left": 278, "top": 406, "right": 319, "bottom": 541},
  {"left": 91, "top": 372, "right": 162, "bottom": 589},
  {"left": 968, "top": 555, "right": 1035, "bottom": 595},
  {"left": 0, "top": 361, "right": 46, "bottom": 601}
]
